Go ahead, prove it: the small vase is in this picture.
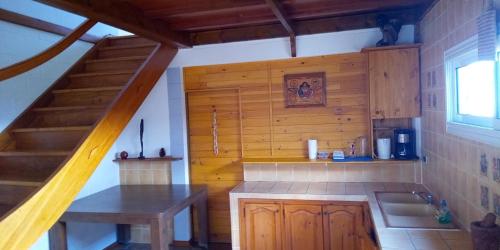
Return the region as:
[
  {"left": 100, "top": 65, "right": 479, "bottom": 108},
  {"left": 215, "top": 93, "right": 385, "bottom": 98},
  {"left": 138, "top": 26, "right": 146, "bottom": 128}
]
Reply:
[
  {"left": 159, "top": 148, "right": 166, "bottom": 157},
  {"left": 120, "top": 151, "right": 128, "bottom": 160}
]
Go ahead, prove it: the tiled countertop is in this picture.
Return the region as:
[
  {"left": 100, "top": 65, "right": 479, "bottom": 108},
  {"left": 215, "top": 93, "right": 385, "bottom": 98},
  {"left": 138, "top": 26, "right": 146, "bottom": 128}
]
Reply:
[{"left": 229, "top": 181, "right": 472, "bottom": 250}]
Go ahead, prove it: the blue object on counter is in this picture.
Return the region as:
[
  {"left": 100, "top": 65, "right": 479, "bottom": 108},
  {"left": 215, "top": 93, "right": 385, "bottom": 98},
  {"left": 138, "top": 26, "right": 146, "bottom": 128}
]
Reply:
[
  {"left": 332, "top": 156, "right": 373, "bottom": 162},
  {"left": 435, "top": 199, "right": 452, "bottom": 224}
]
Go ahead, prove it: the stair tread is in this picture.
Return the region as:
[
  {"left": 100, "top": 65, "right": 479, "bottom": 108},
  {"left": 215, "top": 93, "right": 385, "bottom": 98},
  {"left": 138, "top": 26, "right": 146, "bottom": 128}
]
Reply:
[
  {"left": 53, "top": 86, "right": 123, "bottom": 94},
  {"left": 85, "top": 56, "right": 148, "bottom": 63},
  {"left": 69, "top": 70, "right": 135, "bottom": 78},
  {"left": 0, "top": 150, "right": 71, "bottom": 157},
  {"left": 107, "top": 35, "right": 140, "bottom": 40},
  {"left": 0, "top": 180, "right": 43, "bottom": 187},
  {"left": 12, "top": 126, "right": 92, "bottom": 133},
  {"left": 99, "top": 43, "right": 156, "bottom": 51},
  {"left": 32, "top": 105, "right": 107, "bottom": 112}
]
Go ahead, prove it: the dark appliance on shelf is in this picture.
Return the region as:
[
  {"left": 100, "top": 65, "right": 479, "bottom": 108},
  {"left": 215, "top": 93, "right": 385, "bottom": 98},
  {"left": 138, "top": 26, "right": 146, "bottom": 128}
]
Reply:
[{"left": 394, "top": 128, "right": 417, "bottom": 160}]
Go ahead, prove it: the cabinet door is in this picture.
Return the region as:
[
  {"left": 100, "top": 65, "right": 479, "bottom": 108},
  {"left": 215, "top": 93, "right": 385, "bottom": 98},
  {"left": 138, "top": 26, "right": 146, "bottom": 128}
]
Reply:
[
  {"left": 241, "top": 203, "right": 282, "bottom": 250},
  {"left": 368, "top": 48, "right": 420, "bottom": 119},
  {"left": 323, "top": 205, "right": 364, "bottom": 250},
  {"left": 360, "top": 205, "right": 379, "bottom": 250},
  {"left": 283, "top": 204, "right": 324, "bottom": 250}
]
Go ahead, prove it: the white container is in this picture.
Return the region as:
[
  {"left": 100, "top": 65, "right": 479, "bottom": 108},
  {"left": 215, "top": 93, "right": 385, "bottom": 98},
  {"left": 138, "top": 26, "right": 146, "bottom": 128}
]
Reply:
[
  {"left": 308, "top": 139, "right": 318, "bottom": 160},
  {"left": 377, "top": 138, "right": 391, "bottom": 160}
]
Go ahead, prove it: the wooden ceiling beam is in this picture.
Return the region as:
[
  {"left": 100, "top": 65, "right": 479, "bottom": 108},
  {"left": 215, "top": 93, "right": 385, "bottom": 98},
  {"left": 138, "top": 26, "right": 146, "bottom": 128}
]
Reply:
[
  {"left": 265, "top": 0, "right": 296, "bottom": 57},
  {"left": 141, "top": 0, "right": 265, "bottom": 18},
  {"left": 35, "top": 0, "right": 191, "bottom": 48},
  {"left": 163, "top": 9, "right": 277, "bottom": 32},
  {"left": 161, "top": 4, "right": 432, "bottom": 33},
  {"left": 282, "top": 0, "right": 432, "bottom": 19},
  {"left": 190, "top": 8, "right": 419, "bottom": 46},
  {"left": 143, "top": 0, "right": 431, "bottom": 20}
]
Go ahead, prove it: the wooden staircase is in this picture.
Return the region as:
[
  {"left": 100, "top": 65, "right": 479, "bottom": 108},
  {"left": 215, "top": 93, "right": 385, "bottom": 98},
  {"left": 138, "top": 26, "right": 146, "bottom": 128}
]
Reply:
[{"left": 0, "top": 35, "right": 178, "bottom": 249}]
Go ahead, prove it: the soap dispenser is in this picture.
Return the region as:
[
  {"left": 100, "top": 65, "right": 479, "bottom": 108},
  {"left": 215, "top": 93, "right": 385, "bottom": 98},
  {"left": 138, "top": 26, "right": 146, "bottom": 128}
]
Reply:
[{"left": 435, "top": 199, "right": 451, "bottom": 224}]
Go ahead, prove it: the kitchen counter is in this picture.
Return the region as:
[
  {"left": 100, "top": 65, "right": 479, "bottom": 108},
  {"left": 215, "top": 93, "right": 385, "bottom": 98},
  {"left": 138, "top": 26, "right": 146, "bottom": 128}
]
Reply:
[{"left": 229, "top": 181, "right": 472, "bottom": 250}]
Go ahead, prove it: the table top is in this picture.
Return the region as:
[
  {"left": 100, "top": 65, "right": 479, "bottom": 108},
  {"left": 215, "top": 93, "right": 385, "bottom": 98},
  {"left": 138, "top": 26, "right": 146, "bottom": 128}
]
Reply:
[{"left": 61, "top": 185, "right": 207, "bottom": 223}]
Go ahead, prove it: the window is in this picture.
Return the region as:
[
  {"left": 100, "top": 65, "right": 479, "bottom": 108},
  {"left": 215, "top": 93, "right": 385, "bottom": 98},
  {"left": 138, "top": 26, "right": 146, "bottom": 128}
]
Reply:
[{"left": 445, "top": 36, "right": 500, "bottom": 146}]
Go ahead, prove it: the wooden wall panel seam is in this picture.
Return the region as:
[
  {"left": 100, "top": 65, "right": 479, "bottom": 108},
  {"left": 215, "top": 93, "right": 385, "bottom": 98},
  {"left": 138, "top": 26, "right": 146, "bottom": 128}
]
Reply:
[
  {"left": 238, "top": 89, "right": 244, "bottom": 158},
  {"left": 267, "top": 63, "right": 274, "bottom": 156}
]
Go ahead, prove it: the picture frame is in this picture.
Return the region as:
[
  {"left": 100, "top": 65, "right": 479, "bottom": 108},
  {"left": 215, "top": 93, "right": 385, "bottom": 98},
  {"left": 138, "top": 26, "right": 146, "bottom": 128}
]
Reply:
[{"left": 283, "top": 72, "right": 327, "bottom": 108}]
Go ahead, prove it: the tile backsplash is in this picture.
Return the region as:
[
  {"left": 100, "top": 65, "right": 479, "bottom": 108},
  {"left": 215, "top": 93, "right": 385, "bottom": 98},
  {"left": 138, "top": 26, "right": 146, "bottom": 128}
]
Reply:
[
  {"left": 243, "top": 162, "right": 420, "bottom": 183},
  {"left": 118, "top": 160, "right": 172, "bottom": 243},
  {"left": 420, "top": 0, "right": 500, "bottom": 227}
]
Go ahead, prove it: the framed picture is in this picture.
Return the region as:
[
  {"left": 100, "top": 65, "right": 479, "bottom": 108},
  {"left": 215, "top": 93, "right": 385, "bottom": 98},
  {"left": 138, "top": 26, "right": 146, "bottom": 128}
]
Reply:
[{"left": 283, "top": 72, "right": 326, "bottom": 108}]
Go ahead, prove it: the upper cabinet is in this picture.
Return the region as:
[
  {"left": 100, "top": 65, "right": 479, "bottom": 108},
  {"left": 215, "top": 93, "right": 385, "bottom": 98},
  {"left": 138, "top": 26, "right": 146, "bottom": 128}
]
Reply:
[{"left": 364, "top": 45, "right": 421, "bottom": 119}]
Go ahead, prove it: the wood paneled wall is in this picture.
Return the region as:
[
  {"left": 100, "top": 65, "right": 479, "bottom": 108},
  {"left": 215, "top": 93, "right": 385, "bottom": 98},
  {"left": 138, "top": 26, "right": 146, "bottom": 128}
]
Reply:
[{"left": 184, "top": 52, "right": 369, "bottom": 242}]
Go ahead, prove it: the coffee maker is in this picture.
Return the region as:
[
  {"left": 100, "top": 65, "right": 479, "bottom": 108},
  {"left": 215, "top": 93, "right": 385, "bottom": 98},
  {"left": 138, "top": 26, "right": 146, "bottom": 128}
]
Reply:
[{"left": 394, "top": 129, "right": 416, "bottom": 160}]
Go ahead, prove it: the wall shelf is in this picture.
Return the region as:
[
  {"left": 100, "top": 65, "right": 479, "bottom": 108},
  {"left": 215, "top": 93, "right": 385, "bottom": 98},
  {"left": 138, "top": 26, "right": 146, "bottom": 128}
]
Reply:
[
  {"left": 241, "top": 157, "right": 419, "bottom": 165},
  {"left": 113, "top": 156, "right": 182, "bottom": 163}
]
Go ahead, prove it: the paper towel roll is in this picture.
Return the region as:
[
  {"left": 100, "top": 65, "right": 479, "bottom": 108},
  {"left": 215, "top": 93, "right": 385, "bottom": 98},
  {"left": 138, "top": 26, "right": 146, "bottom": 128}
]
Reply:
[{"left": 308, "top": 139, "right": 318, "bottom": 160}]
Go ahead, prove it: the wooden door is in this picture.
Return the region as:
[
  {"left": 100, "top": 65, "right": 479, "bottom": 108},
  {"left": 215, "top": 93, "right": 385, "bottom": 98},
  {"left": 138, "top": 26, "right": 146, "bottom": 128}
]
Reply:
[
  {"left": 187, "top": 89, "right": 242, "bottom": 242},
  {"left": 323, "top": 205, "right": 363, "bottom": 250},
  {"left": 241, "top": 203, "right": 282, "bottom": 250},
  {"left": 283, "top": 204, "right": 324, "bottom": 250},
  {"left": 368, "top": 47, "right": 420, "bottom": 119}
]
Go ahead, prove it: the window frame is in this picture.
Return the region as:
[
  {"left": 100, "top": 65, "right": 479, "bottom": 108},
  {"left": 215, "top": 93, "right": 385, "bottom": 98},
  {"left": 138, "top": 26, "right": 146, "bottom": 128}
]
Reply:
[{"left": 444, "top": 35, "right": 500, "bottom": 147}]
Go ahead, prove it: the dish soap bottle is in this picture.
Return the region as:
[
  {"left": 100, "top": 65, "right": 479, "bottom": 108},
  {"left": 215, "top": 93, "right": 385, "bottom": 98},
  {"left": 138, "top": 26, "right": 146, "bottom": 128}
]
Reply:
[{"left": 435, "top": 199, "right": 451, "bottom": 224}]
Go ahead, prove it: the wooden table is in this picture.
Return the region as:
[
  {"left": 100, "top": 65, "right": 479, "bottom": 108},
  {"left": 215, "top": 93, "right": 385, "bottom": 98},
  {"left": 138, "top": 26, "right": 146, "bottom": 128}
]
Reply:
[{"left": 49, "top": 185, "right": 208, "bottom": 250}]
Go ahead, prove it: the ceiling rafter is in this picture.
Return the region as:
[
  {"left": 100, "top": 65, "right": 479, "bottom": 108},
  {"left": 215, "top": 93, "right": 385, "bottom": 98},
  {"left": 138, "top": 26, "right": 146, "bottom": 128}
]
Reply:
[
  {"left": 265, "top": 0, "right": 296, "bottom": 57},
  {"left": 35, "top": 0, "right": 191, "bottom": 48},
  {"left": 145, "top": 2, "right": 267, "bottom": 19},
  {"left": 190, "top": 8, "right": 419, "bottom": 46}
]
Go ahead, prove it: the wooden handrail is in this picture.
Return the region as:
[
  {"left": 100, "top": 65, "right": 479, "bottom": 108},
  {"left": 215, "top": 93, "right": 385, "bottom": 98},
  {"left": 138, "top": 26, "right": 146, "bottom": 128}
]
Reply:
[
  {"left": 0, "top": 43, "right": 178, "bottom": 249},
  {"left": 0, "top": 19, "right": 97, "bottom": 81}
]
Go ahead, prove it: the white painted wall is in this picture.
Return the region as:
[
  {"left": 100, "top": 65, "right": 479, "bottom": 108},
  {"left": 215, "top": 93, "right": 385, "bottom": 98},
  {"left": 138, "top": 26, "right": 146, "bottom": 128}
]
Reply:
[
  {"left": 0, "top": 21, "right": 93, "bottom": 132},
  {"left": 167, "top": 68, "right": 191, "bottom": 240},
  {"left": 115, "top": 72, "right": 171, "bottom": 157},
  {"left": 0, "top": 0, "right": 127, "bottom": 37}
]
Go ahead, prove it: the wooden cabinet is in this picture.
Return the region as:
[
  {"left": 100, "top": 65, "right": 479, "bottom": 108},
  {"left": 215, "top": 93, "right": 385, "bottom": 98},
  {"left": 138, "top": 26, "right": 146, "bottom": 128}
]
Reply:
[
  {"left": 284, "top": 204, "right": 324, "bottom": 250},
  {"left": 323, "top": 205, "right": 363, "bottom": 250},
  {"left": 239, "top": 200, "right": 378, "bottom": 250},
  {"left": 365, "top": 45, "right": 421, "bottom": 119},
  {"left": 241, "top": 203, "right": 282, "bottom": 250}
]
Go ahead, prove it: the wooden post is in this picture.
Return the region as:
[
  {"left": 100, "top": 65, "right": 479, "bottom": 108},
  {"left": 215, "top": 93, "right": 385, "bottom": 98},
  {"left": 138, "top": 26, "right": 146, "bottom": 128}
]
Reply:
[
  {"left": 196, "top": 196, "right": 209, "bottom": 248},
  {"left": 150, "top": 217, "right": 174, "bottom": 250},
  {"left": 48, "top": 221, "right": 67, "bottom": 250}
]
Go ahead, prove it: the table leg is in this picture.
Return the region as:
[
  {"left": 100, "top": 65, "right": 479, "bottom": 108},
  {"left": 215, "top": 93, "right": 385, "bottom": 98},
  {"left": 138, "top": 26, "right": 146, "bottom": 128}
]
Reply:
[
  {"left": 117, "top": 224, "right": 131, "bottom": 244},
  {"left": 195, "top": 196, "right": 208, "bottom": 248},
  {"left": 150, "top": 217, "right": 174, "bottom": 250},
  {"left": 48, "top": 221, "right": 67, "bottom": 250}
]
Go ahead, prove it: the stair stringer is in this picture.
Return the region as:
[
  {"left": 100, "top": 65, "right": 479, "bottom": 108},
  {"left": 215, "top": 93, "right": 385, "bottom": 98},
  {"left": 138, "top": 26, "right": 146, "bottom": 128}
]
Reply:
[{"left": 0, "top": 43, "right": 178, "bottom": 250}]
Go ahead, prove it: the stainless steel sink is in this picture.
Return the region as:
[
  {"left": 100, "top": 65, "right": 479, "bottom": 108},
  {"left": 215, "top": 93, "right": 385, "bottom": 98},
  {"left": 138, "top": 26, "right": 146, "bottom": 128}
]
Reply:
[
  {"left": 382, "top": 203, "right": 435, "bottom": 217},
  {"left": 376, "top": 192, "right": 427, "bottom": 204},
  {"left": 375, "top": 192, "right": 459, "bottom": 229}
]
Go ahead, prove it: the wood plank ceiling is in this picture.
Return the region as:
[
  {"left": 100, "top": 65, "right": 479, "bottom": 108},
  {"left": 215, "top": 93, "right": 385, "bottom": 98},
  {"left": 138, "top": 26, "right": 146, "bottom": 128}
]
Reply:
[{"left": 37, "top": 0, "right": 434, "bottom": 56}]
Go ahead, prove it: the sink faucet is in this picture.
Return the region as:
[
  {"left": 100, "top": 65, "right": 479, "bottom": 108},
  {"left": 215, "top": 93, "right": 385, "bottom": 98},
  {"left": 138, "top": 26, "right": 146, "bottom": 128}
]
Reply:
[{"left": 412, "top": 191, "right": 433, "bottom": 204}]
